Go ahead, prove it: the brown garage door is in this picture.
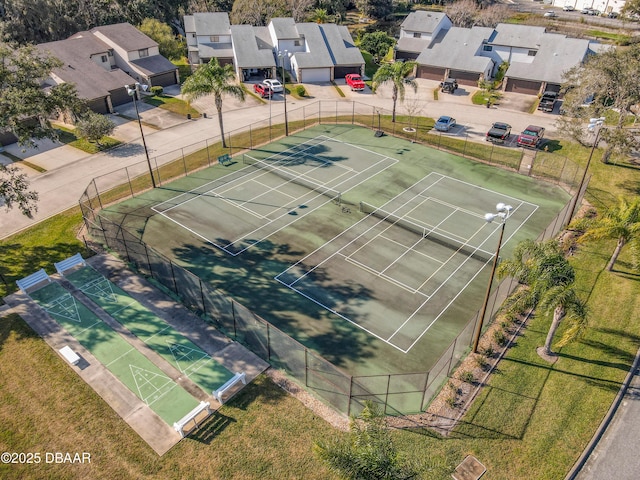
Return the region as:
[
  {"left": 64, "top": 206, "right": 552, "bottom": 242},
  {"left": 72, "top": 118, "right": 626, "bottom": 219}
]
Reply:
[
  {"left": 150, "top": 71, "right": 178, "bottom": 87},
  {"left": 335, "top": 66, "right": 361, "bottom": 79},
  {"left": 449, "top": 70, "right": 480, "bottom": 86},
  {"left": 417, "top": 65, "right": 446, "bottom": 81},
  {"left": 87, "top": 97, "right": 110, "bottom": 114},
  {"left": 505, "top": 78, "right": 541, "bottom": 95}
]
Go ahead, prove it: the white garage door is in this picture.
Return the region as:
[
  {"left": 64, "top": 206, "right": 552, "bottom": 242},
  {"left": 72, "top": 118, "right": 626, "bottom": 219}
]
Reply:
[{"left": 300, "top": 68, "right": 331, "bottom": 83}]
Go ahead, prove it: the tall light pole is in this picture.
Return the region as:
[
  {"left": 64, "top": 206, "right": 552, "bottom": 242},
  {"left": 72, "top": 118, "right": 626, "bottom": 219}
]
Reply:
[
  {"left": 570, "top": 117, "right": 605, "bottom": 219},
  {"left": 278, "top": 50, "right": 289, "bottom": 136},
  {"left": 126, "top": 83, "right": 156, "bottom": 188},
  {"left": 472, "top": 202, "right": 513, "bottom": 353}
]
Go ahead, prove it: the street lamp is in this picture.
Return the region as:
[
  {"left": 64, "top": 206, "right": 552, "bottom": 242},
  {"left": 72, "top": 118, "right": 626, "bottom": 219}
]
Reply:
[
  {"left": 570, "top": 117, "right": 605, "bottom": 219},
  {"left": 278, "top": 50, "right": 289, "bottom": 136},
  {"left": 472, "top": 202, "right": 513, "bottom": 353},
  {"left": 125, "top": 83, "right": 156, "bottom": 188}
]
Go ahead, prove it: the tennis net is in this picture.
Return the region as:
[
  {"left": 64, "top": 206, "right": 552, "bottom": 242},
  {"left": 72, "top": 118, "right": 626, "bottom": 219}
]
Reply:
[
  {"left": 243, "top": 154, "right": 341, "bottom": 204},
  {"left": 360, "top": 201, "right": 494, "bottom": 263}
]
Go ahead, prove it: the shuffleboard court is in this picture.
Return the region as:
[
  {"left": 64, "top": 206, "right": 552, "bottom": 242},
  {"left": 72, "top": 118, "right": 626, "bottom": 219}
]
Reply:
[
  {"left": 64, "top": 266, "right": 236, "bottom": 393},
  {"left": 276, "top": 172, "right": 538, "bottom": 352},
  {"left": 150, "top": 135, "right": 398, "bottom": 255},
  {"left": 29, "top": 282, "right": 200, "bottom": 425}
]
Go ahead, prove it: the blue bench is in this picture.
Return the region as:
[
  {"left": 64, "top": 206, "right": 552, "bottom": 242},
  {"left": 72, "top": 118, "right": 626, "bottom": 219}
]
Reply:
[{"left": 218, "top": 154, "right": 232, "bottom": 166}]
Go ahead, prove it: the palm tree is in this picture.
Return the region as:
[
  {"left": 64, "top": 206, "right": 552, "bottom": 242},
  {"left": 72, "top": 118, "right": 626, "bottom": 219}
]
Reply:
[
  {"left": 497, "top": 239, "right": 588, "bottom": 356},
  {"left": 181, "top": 58, "right": 245, "bottom": 148},
  {"left": 310, "top": 8, "right": 329, "bottom": 23},
  {"left": 577, "top": 196, "right": 640, "bottom": 271},
  {"left": 371, "top": 61, "right": 418, "bottom": 122}
]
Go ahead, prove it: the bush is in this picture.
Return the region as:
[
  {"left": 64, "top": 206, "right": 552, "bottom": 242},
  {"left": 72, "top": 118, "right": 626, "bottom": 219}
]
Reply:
[
  {"left": 150, "top": 86, "right": 164, "bottom": 96},
  {"left": 460, "top": 371, "right": 475, "bottom": 384},
  {"left": 494, "top": 329, "right": 508, "bottom": 346},
  {"left": 482, "top": 345, "right": 495, "bottom": 358},
  {"left": 474, "top": 354, "right": 488, "bottom": 370},
  {"left": 295, "top": 85, "right": 306, "bottom": 97}
]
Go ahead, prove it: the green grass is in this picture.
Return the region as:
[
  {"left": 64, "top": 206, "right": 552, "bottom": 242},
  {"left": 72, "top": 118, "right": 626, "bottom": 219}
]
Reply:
[
  {"left": 143, "top": 94, "right": 200, "bottom": 117},
  {"left": 471, "top": 90, "right": 486, "bottom": 105},
  {"left": 55, "top": 125, "right": 121, "bottom": 153},
  {"left": 586, "top": 30, "right": 632, "bottom": 45},
  {"left": 1, "top": 121, "right": 640, "bottom": 478}
]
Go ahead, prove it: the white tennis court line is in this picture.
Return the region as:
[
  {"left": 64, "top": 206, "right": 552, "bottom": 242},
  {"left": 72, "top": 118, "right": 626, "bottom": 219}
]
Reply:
[
  {"left": 153, "top": 140, "right": 399, "bottom": 257},
  {"left": 276, "top": 172, "right": 539, "bottom": 352}
]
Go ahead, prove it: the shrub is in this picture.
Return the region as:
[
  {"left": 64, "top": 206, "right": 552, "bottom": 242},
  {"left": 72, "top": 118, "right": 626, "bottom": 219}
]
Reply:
[
  {"left": 474, "top": 354, "right": 488, "bottom": 369},
  {"left": 494, "top": 330, "right": 507, "bottom": 346},
  {"left": 150, "top": 86, "right": 164, "bottom": 96},
  {"left": 482, "top": 345, "right": 495, "bottom": 358},
  {"left": 460, "top": 371, "right": 475, "bottom": 384},
  {"left": 295, "top": 85, "right": 306, "bottom": 97}
]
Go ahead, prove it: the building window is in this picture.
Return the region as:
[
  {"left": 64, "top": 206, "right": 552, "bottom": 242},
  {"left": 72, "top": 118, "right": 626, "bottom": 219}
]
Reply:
[
  {"left": 108, "top": 49, "right": 113, "bottom": 57},
  {"left": 294, "top": 40, "right": 301, "bottom": 46},
  {"left": 210, "top": 35, "right": 219, "bottom": 42},
  {"left": 483, "top": 45, "right": 492, "bottom": 52},
  {"left": 413, "top": 32, "right": 421, "bottom": 38},
  {"left": 138, "top": 48, "right": 149, "bottom": 58},
  {"left": 101, "top": 55, "right": 108, "bottom": 62},
  {"left": 528, "top": 50, "right": 537, "bottom": 57}
]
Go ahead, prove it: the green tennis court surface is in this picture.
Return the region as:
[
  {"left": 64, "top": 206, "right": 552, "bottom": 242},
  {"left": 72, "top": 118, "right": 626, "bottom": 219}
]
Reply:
[
  {"left": 29, "top": 282, "right": 200, "bottom": 425},
  {"left": 64, "top": 265, "right": 235, "bottom": 393},
  {"left": 103, "top": 124, "right": 572, "bottom": 379}
]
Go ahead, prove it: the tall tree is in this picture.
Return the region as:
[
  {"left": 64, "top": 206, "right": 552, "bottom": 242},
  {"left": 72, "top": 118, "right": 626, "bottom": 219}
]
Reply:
[
  {"left": 497, "top": 239, "right": 589, "bottom": 356},
  {"left": 576, "top": 197, "right": 640, "bottom": 272},
  {"left": 181, "top": 58, "right": 245, "bottom": 149},
  {"left": 0, "top": 44, "right": 86, "bottom": 146},
  {"left": 138, "top": 18, "right": 185, "bottom": 61},
  {"left": 359, "top": 31, "right": 395, "bottom": 64},
  {"left": 0, "top": 165, "right": 39, "bottom": 218},
  {"left": 371, "top": 60, "right": 417, "bottom": 122},
  {"left": 314, "top": 401, "right": 420, "bottom": 479},
  {"left": 355, "top": 0, "right": 393, "bottom": 20},
  {"left": 560, "top": 44, "right": 640, "bottom": 162}
]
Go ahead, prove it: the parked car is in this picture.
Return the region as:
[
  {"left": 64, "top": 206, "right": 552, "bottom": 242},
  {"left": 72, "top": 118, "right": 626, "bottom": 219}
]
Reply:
[
  {"left": 563, "top": 5, "right": 575, "bottom": 11},
  {"left": 538, "top": 91, "right": 558, "bottom": 113},
  {"left": 581, "top": 7, "right": 591, "bottom": 14},
  {"left": 263, "top": 79, "right": 283, "bottom": 93},
  {"left": 517, "top": 125, "right": 545, "bottom": 148},
  {"left": 486, "top": 122, "right": 511, "bottom": 144},
  {"left": 345, "top": 73, "right": 366, "bottom": 91},
  {"left": 588, "top": 8, "right": 600, "bottom": 15},
  {"left": 253, "top": 83, "right": 274, "bottom": 98},
  {"left": 440, "top": 78, "right": 458, "bottom": 94},
  {"left": 544, "top": 11, "right": 558, "bottom": 17},
  {"left": 434, "top": 116, "right": 456, "bottom": 132}
]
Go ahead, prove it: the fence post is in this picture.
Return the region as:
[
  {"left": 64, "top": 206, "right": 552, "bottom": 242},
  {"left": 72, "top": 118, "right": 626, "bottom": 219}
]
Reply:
[
  {"left": 231, "top": 300, "right": 237, "bottom": 339},
  {"left": 143, "top": 243, "right": 153, "bottom": 276},
  {"left": 168, "top": 260, "right": 178, "bottom": 294},
  {"left": 305, "top": 348, "right": 309, "bottom": 386},
  {"left": 199, "top": 278, "right": 207, "bottom": 317},
  {"left": 347, "top": 376, "right": 353, "bottom": 416},
  {"left": 206, "top": 139, "right": 212, "bottom": 166},
  {"left": 385, "top": 375, "right": 392, "bottom": 414},
  {"left": 352, "top": 101, "right": 355, "bottom": 125}
]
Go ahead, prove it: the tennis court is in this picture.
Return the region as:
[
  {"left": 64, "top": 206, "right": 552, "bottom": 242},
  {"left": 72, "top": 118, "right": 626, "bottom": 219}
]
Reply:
[
  {"left": 28, "top": 282, "right": 200, "bottom": 425},
  {"left": 103, "top": 124, "right": 571, "bottom": 378},
  {"left": 63, "top": 265, "right": 236, "bottom": 393}
]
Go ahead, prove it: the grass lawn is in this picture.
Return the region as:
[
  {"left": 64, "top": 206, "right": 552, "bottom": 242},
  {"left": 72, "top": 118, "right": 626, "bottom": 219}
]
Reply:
[
  {"left": 55, "top": 125, "right": 120, "bottom": 153},
  {"left": 0, "top": 130, "right": 639, "bottom": 478},
  {"left": 143, "top": 94, "right": 200, "bottom": 118}
]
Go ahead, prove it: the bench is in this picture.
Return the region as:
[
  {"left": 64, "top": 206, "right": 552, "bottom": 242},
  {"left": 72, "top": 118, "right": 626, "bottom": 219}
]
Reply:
[
  {"left": 59, "top": 345, "right": 81, "bottom": 365},
  {"left": 54, "top": 253, "right": 87, "bottom": 276},
  {"left": 16, "top": 269, "right": 51, "bottom": 294},
  {"left": 217, "top": 153, "right": 232, "bottom": 166},
  {"left": 173, "top": 401, "right": 212, "bottom": 438},
  {"left": 213, "top": 372, "right": 246, "bottom": 404}
]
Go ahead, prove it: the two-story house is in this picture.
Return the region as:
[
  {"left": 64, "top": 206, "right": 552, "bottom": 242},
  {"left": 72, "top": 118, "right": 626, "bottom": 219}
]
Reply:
[
  {"left": 395, "top": 10, "right": 452, "bottom": 61},
  {"left": 184, "top": 12, "right": 234, "bottom": 67}
]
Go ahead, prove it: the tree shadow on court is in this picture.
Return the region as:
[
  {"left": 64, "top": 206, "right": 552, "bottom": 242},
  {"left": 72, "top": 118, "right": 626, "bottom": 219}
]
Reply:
[
  {"left": 170, "top": 239, "right": 377, "bottom": 367},
  {"left": 251, "top": 142, "right": 349, "bottom": 167}
]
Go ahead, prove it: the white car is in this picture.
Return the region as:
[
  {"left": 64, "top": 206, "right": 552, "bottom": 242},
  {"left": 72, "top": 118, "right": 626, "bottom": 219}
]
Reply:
[
  {"left": 544, "top": 11, "right": 558, "bottom": 17},
  {"left": 562, "top": 5, "right": 575, "bottom": 11},
  {"left": 263, "top": 79, "right": 283, "bottom": 93}
]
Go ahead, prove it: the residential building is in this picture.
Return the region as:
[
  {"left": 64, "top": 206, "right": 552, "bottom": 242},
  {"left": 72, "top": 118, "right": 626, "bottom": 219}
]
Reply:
[{"left": 184, "top": 12, "right": 234, "bottom": 66}]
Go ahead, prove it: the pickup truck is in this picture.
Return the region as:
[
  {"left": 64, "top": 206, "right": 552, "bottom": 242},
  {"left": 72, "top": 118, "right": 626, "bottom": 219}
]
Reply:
[
  {"left": 538, "top": 91, "right": 558, "bottom": 113},
  {"left": 345, "top": 73, "right": 365, "bottom": 91},
  {"left": 517, "top": 125, "right": 545, "bottom": 148},
  {"left": 486, "top": 122, "right": 511, "bottom": 144}
]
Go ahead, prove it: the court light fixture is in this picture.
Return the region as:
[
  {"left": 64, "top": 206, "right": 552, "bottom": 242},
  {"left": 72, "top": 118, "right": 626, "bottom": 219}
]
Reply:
[
  {"left": 126, "top": 82, "right": 156, "bottom": 188},
  {"left": 472, "top": 202, "right": 512, "bottom": 353}
]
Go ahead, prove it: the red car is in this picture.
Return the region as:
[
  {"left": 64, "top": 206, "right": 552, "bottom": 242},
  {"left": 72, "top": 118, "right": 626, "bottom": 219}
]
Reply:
[
  {"left": 253, "top": 83, "right": 273, "bottom": 98},
  {"left": 345, "top": 73, "right": 366, "bottom": 91}
]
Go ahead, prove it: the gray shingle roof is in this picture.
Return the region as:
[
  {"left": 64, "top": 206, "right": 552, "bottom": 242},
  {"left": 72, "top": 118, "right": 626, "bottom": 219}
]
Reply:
[
  {"left": 89, "top": 23, "right": 157, "bottom": 51},
  {"left": 400, "top": 11, "right": 447, "bottom": 34},
  {"left": 490, "top": 24, "right": 546, "bottom": 49},
  {"left": 230, "top": 25, "right": 276, "bottom": 69},
  {"left": 319, "top": 24, "right": 364, "bottom": 66},
  {"left": 37, "top": 36, "right": 134, "bottom": 100},
  {"left": 270, "top": 18, "right": 300, "bottom": 40},
  {"left": 189, "top": 12, "right": 231, "bottom": 35},
  {"left": 131, "top": 55, "right": 177, "bottom": 75},
  {"left": 505, "top": 34, "right": 590, "bottom": 84},
  {"left": 416, "top": 27, "right": 494, "bottom": 73},
  {"left": 293, "top": 23, "right": 333, "bottom": 68}
]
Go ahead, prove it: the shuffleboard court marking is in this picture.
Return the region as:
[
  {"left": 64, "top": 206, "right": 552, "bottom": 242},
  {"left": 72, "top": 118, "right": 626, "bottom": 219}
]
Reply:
[
  {"left": 130, "top": 364, "right": 178, "bottom": 406},
  {"left": 168, "top": 343, "right": 212, "bottom": 376},
  {"left": 151, "top": 138, "right": 399, "bottom": 256},
  {"left": 276, "top": 172, "right": 537, "bottom": 352},
  {"left": 77, "top": 276, "right": 118, "bottom": 303},
  {"left": 42, "top": 293, "right": 81, "bottom": 323}
]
